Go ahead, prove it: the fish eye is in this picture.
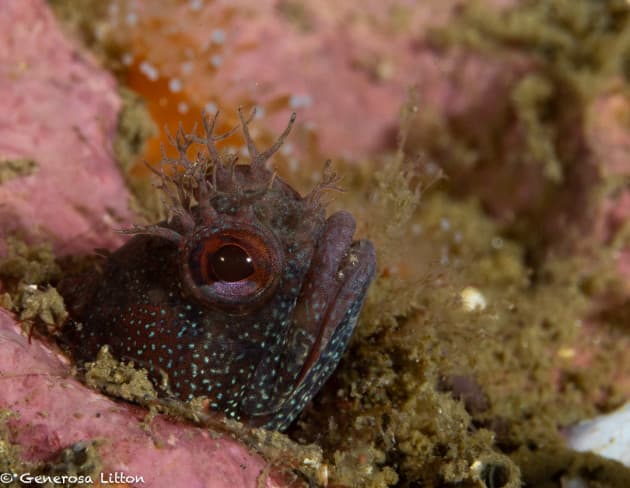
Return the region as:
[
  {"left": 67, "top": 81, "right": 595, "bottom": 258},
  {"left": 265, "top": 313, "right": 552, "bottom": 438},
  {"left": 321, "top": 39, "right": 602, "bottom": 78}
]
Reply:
[{"left": 181, "top": 224, "right": 282, "bottom": 312}]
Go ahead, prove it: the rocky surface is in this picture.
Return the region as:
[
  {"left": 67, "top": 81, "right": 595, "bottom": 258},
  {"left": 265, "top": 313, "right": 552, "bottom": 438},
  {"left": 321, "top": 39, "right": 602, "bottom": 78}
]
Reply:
[{"left": 0, "top": 0, "right": 133, "bottom": 256}]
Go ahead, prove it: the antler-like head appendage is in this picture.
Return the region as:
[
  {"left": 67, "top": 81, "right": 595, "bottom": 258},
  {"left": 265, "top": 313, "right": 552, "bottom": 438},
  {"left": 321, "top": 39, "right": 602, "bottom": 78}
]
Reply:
[
  {"left": 238, "top": 107, "right": 296, "bottom": 171},
  {"left": 123, "top": 109, "right": 298, "bottom": 241}
]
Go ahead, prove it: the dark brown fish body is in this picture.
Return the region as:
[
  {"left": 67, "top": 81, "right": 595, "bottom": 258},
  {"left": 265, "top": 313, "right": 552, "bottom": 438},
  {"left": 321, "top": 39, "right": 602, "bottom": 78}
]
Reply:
[{"left": 60, "top": 110, "right": 375, "bottom": 430}]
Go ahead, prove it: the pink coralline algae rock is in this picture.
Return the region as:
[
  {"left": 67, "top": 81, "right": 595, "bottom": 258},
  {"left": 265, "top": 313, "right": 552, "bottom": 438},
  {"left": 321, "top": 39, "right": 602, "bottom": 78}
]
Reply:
[
  {"left": 0, "top": 310, "right": 284, "bottom": 488},
  {"left": 0, "top": 0, "right": 133, "bottom": 256},
  {"left": 112, "top": 0, "right": 513, "bottom": 161},
  {"left": 0, "top": 2, "right": 284, "bottom": 486}
]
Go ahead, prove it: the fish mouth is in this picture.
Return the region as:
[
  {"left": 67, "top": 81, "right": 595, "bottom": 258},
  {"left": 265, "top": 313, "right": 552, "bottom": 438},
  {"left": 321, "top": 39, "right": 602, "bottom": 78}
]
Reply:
[{"left": 296, "top": 237, "right": 376, "bottom": 385}]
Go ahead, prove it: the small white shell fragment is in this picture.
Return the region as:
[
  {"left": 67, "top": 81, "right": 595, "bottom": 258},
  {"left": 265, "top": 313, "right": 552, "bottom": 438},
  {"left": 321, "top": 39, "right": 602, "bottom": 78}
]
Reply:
[
  {"left": 289, "top": 93, "right": 313, "bottom": 109},
  {"left": 211, "top": 29, "right": 226, "bottom": 44},
  {"left": 469, "top": 459, "right": 483, "bottom": 476},
  {"left": 168, "top": 78, "right": 182, "bottom": 93},
  {"left": 566, "top": 402, "right": 630, "bottom": 468},
  {"left": 460, "top": 286, "right": 487, "bottom": 311},
  {"left": 139, "top": 61, "right": 159, "bottom": 81},
  {"left": 557, "top": 347, "right": 576, "bottom": 359},
  {"left": 210, "top": 54, "right": 223, "bottom": 68}
]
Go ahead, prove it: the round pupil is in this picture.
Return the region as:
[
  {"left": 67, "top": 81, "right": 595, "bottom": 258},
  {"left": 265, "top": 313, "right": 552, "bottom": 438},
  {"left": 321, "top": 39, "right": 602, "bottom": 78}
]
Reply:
[{"left": 210, "top": 245, "right": 254, "bottom": 282}]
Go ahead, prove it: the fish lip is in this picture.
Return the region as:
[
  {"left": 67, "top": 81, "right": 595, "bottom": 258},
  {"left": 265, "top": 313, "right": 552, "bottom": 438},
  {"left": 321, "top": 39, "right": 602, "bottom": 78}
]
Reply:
[{"left": 294, "top": 237, "right": 376, "bottom": 386}]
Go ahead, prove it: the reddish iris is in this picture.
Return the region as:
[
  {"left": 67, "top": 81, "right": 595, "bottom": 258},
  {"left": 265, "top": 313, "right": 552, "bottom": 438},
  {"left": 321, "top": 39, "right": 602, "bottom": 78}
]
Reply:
[
  {"left": 184, "top": 226, "right": 281, "bottom": 311},
  {"left": 210, "top": 244, "right": 254, "bottom": 282}
]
